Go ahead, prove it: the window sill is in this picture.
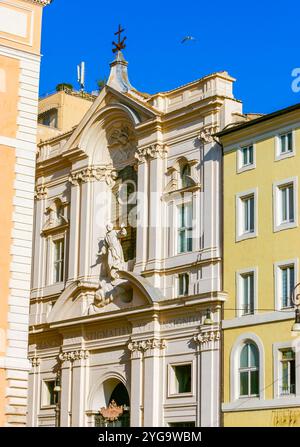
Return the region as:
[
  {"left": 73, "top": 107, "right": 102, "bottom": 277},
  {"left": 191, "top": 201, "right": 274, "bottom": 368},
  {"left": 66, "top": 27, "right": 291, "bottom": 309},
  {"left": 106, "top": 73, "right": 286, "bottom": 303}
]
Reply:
[
  {"left": 236, "top": 231, "right": 257, "bottom": 242},
  {"left": 274, "top": 221, "right": 297, "bottom": 233},
  {"left": 237, "top": 164, "right": 255, "bottom": 174},
  {"left": 223, "top": 396, "right": 300, "bottom": 412},
  {"left": 275, "top": 151, "right": 295, "bottom": 162},
  {"left": 167, "top": 392, "right": 193, "bottom": 399}
]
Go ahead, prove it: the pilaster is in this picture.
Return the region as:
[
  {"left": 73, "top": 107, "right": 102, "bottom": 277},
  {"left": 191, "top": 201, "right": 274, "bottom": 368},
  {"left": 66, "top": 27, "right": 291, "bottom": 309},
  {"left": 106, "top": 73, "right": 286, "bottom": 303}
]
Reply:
[{"left": 194, "top": 327, "right": 221, "bottom": 427}]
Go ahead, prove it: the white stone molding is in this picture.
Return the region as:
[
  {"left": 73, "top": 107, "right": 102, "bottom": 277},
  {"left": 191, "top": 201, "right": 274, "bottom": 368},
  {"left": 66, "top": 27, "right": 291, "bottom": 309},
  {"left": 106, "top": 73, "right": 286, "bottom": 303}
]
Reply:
[
  {"left": 135, "top": 144, "right": 167, "bottom": 163},
  {"left": 69, "top": 167, "right": 118, "bottom": 186},
  {"left": 197, "top": 126, "right": 218, "bottom": 144},
  {"left": 35, "top": 185, "right": 48, "bottom": 200},
  {"left": 194, "top": 328, "right": 221, "bottom": 351},
  {"left": 58, "top": 350, "right": 89, "bottom": 363},
  {"left": 29, "top": 357, "right": 41, "bottom": 368},
  {"left": 24, "top": 0, "right": 52, "bottom": 5},
  {"left": 128, "top": 338, "right": 167, "bottom": 353}
]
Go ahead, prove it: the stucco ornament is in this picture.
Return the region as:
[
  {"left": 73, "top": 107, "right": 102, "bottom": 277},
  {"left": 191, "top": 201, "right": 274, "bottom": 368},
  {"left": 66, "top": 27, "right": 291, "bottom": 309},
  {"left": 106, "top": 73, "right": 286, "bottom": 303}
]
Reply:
[
  {"left": 198, "top": 128, "right": 214, "bottom": 144},
  {"left": 100, "top": 223, "right": 127, "bottom": 280},
  {"left": 108, "top": 125, "right": 132, "bottom": 147},
  {"left": 87, "top": 283, "right": 113, "bottom": 314}
]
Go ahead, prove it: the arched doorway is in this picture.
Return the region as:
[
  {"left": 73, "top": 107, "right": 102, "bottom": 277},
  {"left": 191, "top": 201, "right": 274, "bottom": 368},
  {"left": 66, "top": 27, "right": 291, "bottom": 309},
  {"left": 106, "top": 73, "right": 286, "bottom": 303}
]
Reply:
[{"left": 95, "top": 380, "right": 130, "bottom": 427}]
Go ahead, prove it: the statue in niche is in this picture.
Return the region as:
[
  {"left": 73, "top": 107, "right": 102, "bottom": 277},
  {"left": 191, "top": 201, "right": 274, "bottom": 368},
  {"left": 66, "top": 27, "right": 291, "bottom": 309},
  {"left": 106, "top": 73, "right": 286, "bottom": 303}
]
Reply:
[{"left": 100, "top": 223, "right": 127, "bottom": 280}]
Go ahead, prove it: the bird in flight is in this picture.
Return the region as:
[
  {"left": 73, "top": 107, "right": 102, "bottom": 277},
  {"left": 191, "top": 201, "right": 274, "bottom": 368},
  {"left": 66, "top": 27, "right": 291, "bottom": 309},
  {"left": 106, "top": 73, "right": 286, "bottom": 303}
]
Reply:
[{"left": 181, "top": 36, "right": 196, "bottom": 43}]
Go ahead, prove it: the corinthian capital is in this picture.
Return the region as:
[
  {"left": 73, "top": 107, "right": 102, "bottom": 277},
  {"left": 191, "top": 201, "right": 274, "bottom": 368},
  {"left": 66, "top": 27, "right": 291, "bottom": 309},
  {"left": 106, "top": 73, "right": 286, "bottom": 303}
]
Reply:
[
  {"left": 194, "top": 329, "right": 221, "bottom": 351},
  {"left": 59, "top": 350, "right": 89, "bottom": 362},
  {"left": 135, "top": 144, "right": 167, "bottom": 163},
  {"left": 128, "top": 338, "right": 166, "bottom": 353},
  {"left": 35, "top": 185, "right": 48, "bottom": 200},
  {"left": 30, "top": 357, "right": 41, "bottom": 367},
  {"left": 69, "top": 167, "right": 118, "bottom": 186}
]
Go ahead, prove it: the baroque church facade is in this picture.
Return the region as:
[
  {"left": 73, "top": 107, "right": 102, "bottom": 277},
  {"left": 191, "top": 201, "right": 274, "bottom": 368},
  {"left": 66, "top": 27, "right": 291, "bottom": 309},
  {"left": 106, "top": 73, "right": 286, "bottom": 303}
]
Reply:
[{"left": 28, "top": 48, "right": 244, "bottom": 427}]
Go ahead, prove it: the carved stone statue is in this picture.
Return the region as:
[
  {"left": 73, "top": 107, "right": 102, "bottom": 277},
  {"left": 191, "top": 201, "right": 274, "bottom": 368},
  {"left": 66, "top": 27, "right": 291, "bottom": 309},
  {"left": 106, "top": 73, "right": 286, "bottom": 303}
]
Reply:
[{"left": 101, "top": 223, "right": 127, "bottom": 280}]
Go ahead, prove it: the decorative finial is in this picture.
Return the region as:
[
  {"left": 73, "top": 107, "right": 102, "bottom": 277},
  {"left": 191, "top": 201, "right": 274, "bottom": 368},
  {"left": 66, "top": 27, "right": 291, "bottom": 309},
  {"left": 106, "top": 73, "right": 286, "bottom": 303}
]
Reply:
[{"left": 112, "top": 24, "right": 127, "bottom": 53}]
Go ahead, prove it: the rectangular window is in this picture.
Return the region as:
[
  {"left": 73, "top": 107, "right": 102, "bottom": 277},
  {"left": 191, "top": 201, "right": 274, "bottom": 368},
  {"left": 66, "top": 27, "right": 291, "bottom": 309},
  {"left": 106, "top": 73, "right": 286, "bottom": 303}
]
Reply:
[
  {"left": 280, "top": 132, "right": 293, "bottom": 154},
  {"left": 178, "top": 273, "right": 189, "bottom": 296},
  {"left": 241, "top": 273, "right": 254, "bottom": 315},
  {"left": 280, "top": 184, "right": 294, "bottom": 224},
  {"left": 280, "top": 350, "right": 295, "bottom": 395},
  {"left": 53, "top": 239, "right": 64, "bottom": 283},
  {"left": 171, "top": 364, "right": 192, "bottom": 394},
  {"left": 177, "top": 203, "right": 192, "bottom": 253},
  {"left": 243, "top": 195, "right": 254, "bottom": 233},
  {"left": 241, "top": 145, "right": 254, "bottom": 167},
  {"left": 42, "top": 380, "right": 58, "bottom": 406},
  {"left": 281, "top": 265, "right": 294, "bottom": 308}
]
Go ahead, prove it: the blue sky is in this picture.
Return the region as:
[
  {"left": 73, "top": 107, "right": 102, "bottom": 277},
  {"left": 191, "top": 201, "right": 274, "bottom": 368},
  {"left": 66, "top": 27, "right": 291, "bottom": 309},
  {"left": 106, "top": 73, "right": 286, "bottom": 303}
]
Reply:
[{"left": 40, "top": 0, "right": 300, "bottom": 114}]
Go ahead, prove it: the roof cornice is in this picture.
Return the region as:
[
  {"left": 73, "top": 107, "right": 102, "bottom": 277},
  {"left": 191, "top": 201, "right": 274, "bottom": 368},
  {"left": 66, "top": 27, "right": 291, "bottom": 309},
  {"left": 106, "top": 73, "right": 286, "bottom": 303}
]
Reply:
[{"left": 23, "top": 0, "right": 52, "bottom": 6}]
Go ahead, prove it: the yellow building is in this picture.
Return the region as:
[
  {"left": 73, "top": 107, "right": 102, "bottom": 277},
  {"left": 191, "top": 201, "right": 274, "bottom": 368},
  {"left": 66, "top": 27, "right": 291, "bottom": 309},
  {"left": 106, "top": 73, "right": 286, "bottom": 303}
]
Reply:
[
  {"left": 37, "top": 87, "right": 95, "bottom": 142},
  {"left": 0, "top": 0, "right": 51, "bottom": 426},
  {"left": 219, "top": 103, "right": 300, "bottom": 426}
]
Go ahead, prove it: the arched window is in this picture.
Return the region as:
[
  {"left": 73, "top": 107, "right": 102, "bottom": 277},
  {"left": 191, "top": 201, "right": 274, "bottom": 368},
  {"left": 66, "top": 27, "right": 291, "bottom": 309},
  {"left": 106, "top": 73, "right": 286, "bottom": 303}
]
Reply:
[
  {"left": 239, "top": 342, "right": 259, "bottom": 397},
  {"left": 180, "top": 164, "right": 191, "bottom": 188}
]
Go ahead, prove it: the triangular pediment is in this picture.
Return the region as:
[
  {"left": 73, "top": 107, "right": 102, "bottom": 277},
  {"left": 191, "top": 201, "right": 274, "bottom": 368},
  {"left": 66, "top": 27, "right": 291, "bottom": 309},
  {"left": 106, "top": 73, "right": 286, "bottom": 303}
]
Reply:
[
  {"left": 47, "top": 274, "right": 162, "bottom": 325},
  {"left": 61, "top": 85, "right": 158, "bottom": 158}
]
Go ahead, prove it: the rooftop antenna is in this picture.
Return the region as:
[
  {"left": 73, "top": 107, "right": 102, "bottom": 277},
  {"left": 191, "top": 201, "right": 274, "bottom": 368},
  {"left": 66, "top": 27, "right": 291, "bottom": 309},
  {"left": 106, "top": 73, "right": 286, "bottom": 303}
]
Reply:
[{"left": 77, "top": 61, "right": 85, "bottom": 92}]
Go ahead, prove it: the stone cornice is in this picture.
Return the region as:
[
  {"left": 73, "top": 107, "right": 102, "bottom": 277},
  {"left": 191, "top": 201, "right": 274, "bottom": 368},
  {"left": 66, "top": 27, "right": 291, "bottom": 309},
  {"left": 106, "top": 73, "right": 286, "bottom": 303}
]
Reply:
[{"left": 24, "top": 0, "right": 52, "bottom": 6}]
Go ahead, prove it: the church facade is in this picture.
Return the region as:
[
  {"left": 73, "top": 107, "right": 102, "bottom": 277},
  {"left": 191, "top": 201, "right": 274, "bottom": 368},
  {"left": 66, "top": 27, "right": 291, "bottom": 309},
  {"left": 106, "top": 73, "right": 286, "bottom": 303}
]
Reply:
[{"left": 28, "top": 48, "right": 243, "bottom": 427}]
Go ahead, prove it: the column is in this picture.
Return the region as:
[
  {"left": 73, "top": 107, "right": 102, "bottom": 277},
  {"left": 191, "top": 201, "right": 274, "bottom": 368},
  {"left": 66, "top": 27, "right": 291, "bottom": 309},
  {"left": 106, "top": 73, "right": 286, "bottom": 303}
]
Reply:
[
  {"left": 70, "top": 351, "right": 89, "bottom": 427},
  {"left": 194, "top": 327, "right": 221, "bottom": 427},
  {"left": 32, "top": 185, "right": 48, "bottom": 291},
  {"left": 27, "top": 356, "right": 41, "bottom": 427},
  {"left": 134, "top": 158, "right": 149, "bottom": 273},
  {"left": 142, "top": 338, "right": 166, "bottom": 427},
  {"left": 147, "top": 149, "right": 166, "bottom": 278},
  {"left": 128, "top": 341, "right": 143, "bottom": 427},
  {"left": 59, "top": 356, "right": 72, "bottom": 427},
  {"left": 67, "top": 179, "right": 80, "bottom": 282}
]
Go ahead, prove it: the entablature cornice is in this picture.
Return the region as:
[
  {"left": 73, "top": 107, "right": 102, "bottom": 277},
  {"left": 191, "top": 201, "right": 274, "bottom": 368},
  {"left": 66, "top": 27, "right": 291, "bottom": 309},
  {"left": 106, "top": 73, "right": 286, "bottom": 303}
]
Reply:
[
  {"left": 29, "top": 294, "right": 226, "bottom": 334},
  {"left": 24, "top": 0, "right": 52, "bottom": 5}
]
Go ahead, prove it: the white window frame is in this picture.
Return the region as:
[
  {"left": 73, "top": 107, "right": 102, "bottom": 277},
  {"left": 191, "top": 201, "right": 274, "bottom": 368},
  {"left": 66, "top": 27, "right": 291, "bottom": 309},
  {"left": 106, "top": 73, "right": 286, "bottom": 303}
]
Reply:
[
  {"left": 273, "top": 341, "right": 300, "bottom": 399},
  {"left": 53, "top": 237, "right": 65, "bottom": 284},
  {"left": 236, "top": 188, "right": 258, "bottom": 242},
  {"left": 273, "top": 177, "right": 298, "bottom": 232},
  {"left": 274, "top": 259, "right": 298, "bottom": 310},
  {"left": 237, "top": 143, "right": 256, "bottom": 173},
  {"left": 46, "top": 233, "right": 66, "bottom": 286},
  {"left": 41, "top": 379, "right": 57, "bottom": 408},
  {"left": 236, "top": 267, "right": 258, "bottom": 317},
  {"left": 238, "top": 342, "right": 260, "bottom": 398},
  {"left": 230, "top": 333, "right": 265, "bottom": 402},
  {"left": 275, "top": 129, "right": 295, "bottom": 161},
  {"left": 176, "top": 201, "right": 193, "bottom": 254},
  {"left": 177, "top": 272, "right": 190, "bottom": 297},
  {"left": 167, "top": 361, "right": 194, "bottom": 398}
]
